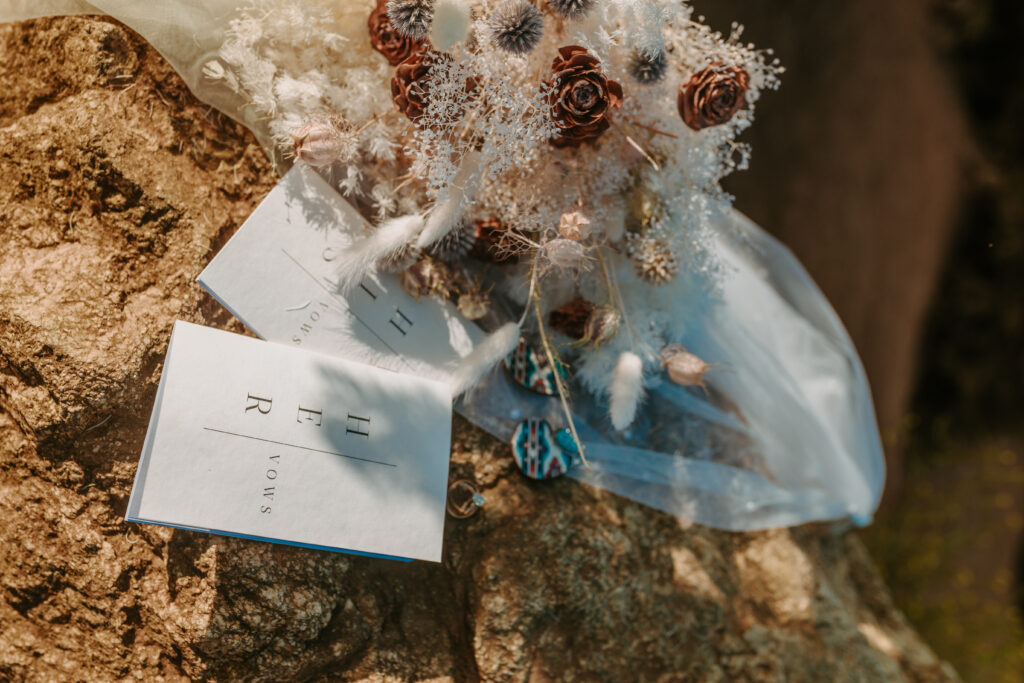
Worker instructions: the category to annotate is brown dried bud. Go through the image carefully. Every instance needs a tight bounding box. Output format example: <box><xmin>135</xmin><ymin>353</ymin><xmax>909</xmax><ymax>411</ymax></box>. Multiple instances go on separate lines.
<box><xmin>400</xmin><ymin>257</ymin><xmax>455</xmax><ymax>299</ymax></box>
<box><xmin>678</xmin><ymin>63</ymin><xmax>749</xmax><ymax>131</ymax></box>
<box><xmin>579</xmin><ymin>304</ymin><xmax>620</xmax><ymax>349</ymax></box>
<box><xmin>290</xmin><ymin>115</ymin><xmax>358</xmax><ymax>168</ymax></box>
<box><xmin>369</xmin><ymin>0</ymin><xmax>427</xmax><ymax>66</ymax></box>
<box><xmin>546</xmin><ymin>45</ymin><xmax>623</xmax><ymax>148</ymax></box>
<box><xmin>661</xmin><ymin>345</ymin><xmax>711</xmax><ymax>388</ymax></box>
<box><xmin>548</xmin><ymin>297</ymin><xmax>594</xmax><ymax>339</ymax></box>
<box><xmin>457</xmin><ymin>287</ymin><xmax>490</xmax><ymax>320</ymax></box>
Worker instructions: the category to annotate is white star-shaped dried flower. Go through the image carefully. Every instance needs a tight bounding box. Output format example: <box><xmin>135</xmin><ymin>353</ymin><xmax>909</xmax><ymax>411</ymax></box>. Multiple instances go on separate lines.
<box><xmin>558</xmin><ymin>211</ymin><xmax>591</xmax><ymax>240</ymax></box>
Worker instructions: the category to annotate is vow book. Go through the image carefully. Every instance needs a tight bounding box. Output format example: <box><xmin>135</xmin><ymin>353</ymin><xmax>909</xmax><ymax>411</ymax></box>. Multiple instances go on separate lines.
<box><xmin>196</xmin><ymin>163</ymin><xmax>484</xmax><ymax>382</ymax></box>
<box><xmin>126</xmin><ymin>321</ymin><xmax>453</xmax><ymax>562</ymax></box>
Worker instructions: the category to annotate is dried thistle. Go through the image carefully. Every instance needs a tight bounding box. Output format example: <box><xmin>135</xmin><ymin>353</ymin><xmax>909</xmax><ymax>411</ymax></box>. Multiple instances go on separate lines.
<box><xmin>387</xmin><ymin>0</ymin><xmax>434</xmax><ymax>39</ymax></box>
<box><xmin>429</xmin><ymin>220</ymin><xmax>476</xmax><ymax>261</ymax></box>
<box><xmin>629</xmin><ymin>49</ymin><xmax>668</xmax><ymax>85</ymax></box>
<box><xmin>489</xmin><ymin>1</ymin><xmax>544</xmax><ymax>55</ymax></box>
<box><xmin>547</xmin><ymin>0</ymin><xmax>597</xmax><ymax>20</ymax></box>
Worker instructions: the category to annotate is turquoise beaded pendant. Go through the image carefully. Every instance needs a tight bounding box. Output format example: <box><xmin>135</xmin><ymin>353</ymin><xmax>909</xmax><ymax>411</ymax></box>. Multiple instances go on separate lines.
<box><xmin>510</xmin><ymin>418</ymin><xmax>574</xmax><ymax>480</ymax></box>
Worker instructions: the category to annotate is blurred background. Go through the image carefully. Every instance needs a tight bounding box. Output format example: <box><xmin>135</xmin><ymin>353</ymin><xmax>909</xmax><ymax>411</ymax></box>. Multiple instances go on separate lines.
<box><xmin>695</xmin><ymin>0</ymin><xmax>1024</xmax><ymax>679</ymax></box>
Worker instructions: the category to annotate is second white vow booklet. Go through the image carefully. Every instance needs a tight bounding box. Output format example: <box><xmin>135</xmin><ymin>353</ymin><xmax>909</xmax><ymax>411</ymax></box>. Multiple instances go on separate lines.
<box><xmin>127</xmin><ymin>321</ymin><xmax>453</xmax><ymax>562</ymax></box>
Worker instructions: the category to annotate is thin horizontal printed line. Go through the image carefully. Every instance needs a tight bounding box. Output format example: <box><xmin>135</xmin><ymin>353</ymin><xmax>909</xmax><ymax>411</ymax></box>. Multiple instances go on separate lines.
<box><xmin>202</xmin><ymin>427</ymin><xmax>395</xmax><ymax>468</ymax></box>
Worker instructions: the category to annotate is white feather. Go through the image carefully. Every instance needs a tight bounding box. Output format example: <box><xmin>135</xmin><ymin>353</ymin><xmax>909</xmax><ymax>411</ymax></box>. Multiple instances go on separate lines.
<box><xmin>430</xmin><ymin>0</ymin><xmax>471</xmax><ymax>52</ymax></box>
<box><xmin>609</xmin><ymin>351</ymin><xmax>644</xmax><ymax>431</ymax></box>
<box><xmin>416</xmin><ymin>150</ymin><xmax>483</xmax><ymax>249</ymax></box>
<box><xmin>449</xmin><ymin>322</ymin><xmax>520</xmax><ymax>397</ymax></box>
<box><xmin>332</xmin><ymin>213</ymin><xmax>424</xmax><ymax>293</ymax></box>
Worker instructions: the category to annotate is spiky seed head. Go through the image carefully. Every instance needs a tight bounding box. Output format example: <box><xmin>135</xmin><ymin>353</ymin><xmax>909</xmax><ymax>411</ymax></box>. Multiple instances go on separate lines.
<box><xmin>489</xmin><ymin>1</ymin><xmax>544</xmax><ymax>55</ymax></box>
<box><xmin>429</xmin><ymin>222</ymin><xmax>477</xmax><ymax>261</ymax></box>
<box><xmin>629</xmin><ymin>236</ymin><xmax>678</xmax><ymax>284</ymax></box>
<box><xmin>547</xmin><ymin>0</ymin><xmax>597</xmax><ymax>20</ymax></box>
<box><xmin>630</xmin><ymin>49</ymin><xmax>668</xmax><ymax>85</ymax></box>
<box><xmin>386</xmin><ymin>0</ymin><xmax>434</xmax><ymax>40</ymax></box>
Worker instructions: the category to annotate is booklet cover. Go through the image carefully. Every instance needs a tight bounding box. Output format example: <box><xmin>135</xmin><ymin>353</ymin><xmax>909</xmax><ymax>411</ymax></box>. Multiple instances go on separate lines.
<box><xmin>126</xmin><ymin>321</ymin><xmax>453</xmax><ymax>563</ymax></box>
<box><xmin>196</xmin><ymin>164</ymin><xmax>484</xmax><ymax>384</ymax></box>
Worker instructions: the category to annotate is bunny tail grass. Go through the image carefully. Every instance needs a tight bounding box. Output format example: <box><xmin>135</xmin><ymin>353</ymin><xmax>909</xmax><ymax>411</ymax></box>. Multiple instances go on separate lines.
<box><xmin>333</xmin><ymin>213</ymin><xmax>425</xmax><ymax>293</ymax></box>
<box><xmin>449</xmin><ymin>322</ymin><xmax>520</xmax><ymax>397</ymax></box>
<box><xmin>416</xmin><ymin>150</ymin><xmax>483</xmax><ymax>249</ymax></box>
<box><xmin>609</xmin><ymin>351</ymin><xmax>644</xmax><ymax>431</ymax></box>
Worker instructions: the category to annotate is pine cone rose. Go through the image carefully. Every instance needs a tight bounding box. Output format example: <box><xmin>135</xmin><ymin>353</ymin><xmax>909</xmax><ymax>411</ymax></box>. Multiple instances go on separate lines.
<box><xmin>369</xmin><ymin>0</ymin><xmax>426</xmax><ymax>66</ymax></box>
<box><xmin>678</xmin><ymin>63</ymin><xmax>749</xmax><ymax>131</ymax></box>
<box><xmin>546</xmin><ymin>45</ymin><xmax>623</xmax><ymax>148</ymax></box>
<box><xmin>391</xmin><ymin>51</ymin><xmax>437</xmax><ymax>120</ymax></box>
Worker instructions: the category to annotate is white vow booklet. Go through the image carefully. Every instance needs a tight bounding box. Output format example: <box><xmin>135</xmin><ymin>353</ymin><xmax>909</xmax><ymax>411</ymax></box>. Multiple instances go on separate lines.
<box><xmin>197</xmin><ymin>164</ymin><xmax>484</xmax><ymax>382</ymax></box>
<box><xmin>126</xmin><ymin>321</ymin><xmax>453</xmax><ymax>563</ymax></box>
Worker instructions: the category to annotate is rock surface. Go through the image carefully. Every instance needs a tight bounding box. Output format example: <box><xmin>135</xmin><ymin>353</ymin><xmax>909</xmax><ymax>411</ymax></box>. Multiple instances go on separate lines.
<box><xmin>0</xmin><ymin>16</ymin><xmax>957</xmax><ymax>682</ymax></box>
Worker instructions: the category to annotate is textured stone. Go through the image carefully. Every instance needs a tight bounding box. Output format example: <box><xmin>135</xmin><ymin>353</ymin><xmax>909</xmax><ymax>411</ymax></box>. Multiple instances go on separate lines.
<box><xmin>0</xmin><ymin>15</ymin><xmax>958</xmax><ymax>682</ymax></box>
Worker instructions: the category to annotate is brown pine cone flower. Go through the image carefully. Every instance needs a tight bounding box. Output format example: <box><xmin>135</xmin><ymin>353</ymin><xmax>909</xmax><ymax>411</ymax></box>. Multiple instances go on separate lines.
<box><xmin>391</xmin><ymin>50</ymin><xmax>439</xmax><ymax>121</ymax></box>
<box><xmin>369</xmin><ymin>0</ymin><xmax>426</xmax><ymax>66</ymax></box>
<box><xmin>546</xmin><ymin>45</ymin><xmax>624</xmax><ymax>148</ymax></box>
<box><xmin>548</xmin><ymin>297</ymin><xmax>594</xmax><ymax>339</ymax></box>
<box><xmin>678</xmin><ymin>63</ymin><xmax>749</xmax><ymax>131</ymax></box>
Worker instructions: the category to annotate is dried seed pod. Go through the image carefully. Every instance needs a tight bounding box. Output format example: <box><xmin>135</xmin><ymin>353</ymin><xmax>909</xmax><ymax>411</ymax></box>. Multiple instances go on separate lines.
<box><xmin>660</xmin><ymin>344</ymin><xmax>711</xmax><ymax>388</ymax></box>
<box><xmin>548</xmin><ymin>297</ymin><xmax>594</xmax><ymax>339</ymax></box>
<box><xmin>457</xmin><ymin>287</ymin><xmax>491</xmax><ymax>320</ymax></box>
<box><xmin>579</xmin><ymin>304</ymin><xmax>620</xmax><ymax>348</ymax></box>
<box><xmin>542</xmin><ymin>238</ymin><xmax>586</xmax><ymax>270</ymax></box>
<box><xmin>386</xmin><ymin>0</ymin><xmax>434</xmax><ymax>39</ymax></box>
<box><xmin>290</xmin><ymin>115</ymin><xmax>358</xmax><ymax>168</ymax></box>
<box><xmin>558</xmin><ymin>211</ymin><xmax>591</xmax><ymax>240</ymax></box>
<box><xmin>489</xmin><ymin>0</ymin><xmax>544</xmax><ymax>55</ymax></box>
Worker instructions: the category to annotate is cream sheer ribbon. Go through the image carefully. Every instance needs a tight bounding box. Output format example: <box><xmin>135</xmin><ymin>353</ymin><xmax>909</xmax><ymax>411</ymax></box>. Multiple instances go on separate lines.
<box><xmin>0</xmin><ymin>0</ymin><xmax>886</xmax><ymax>530</ymax></box>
